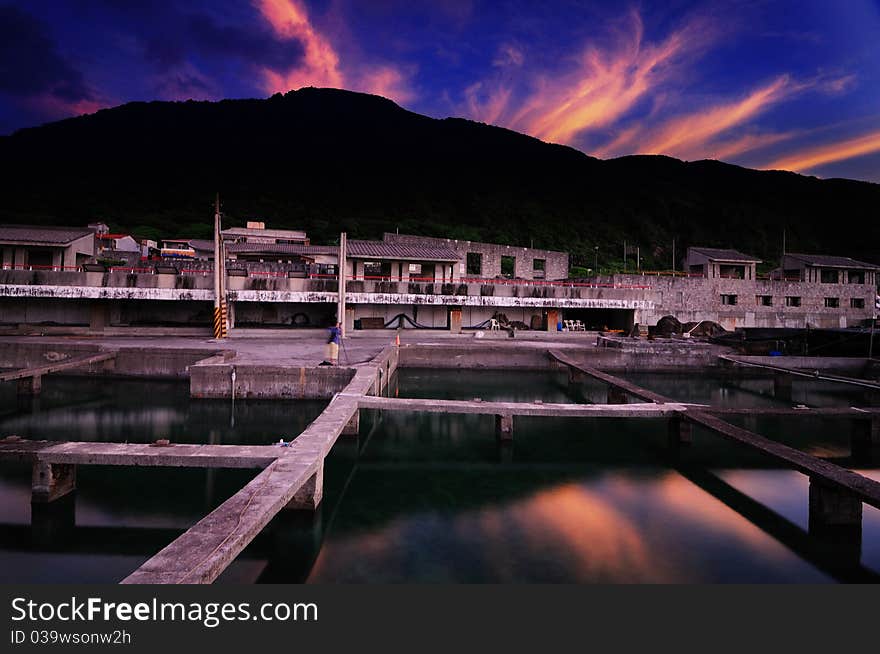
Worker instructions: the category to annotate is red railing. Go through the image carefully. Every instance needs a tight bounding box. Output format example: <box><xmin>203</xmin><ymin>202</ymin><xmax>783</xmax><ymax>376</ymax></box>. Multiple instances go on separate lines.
<box><xmin>1</xmin><ymin>263</ymin><xmax>83</xmax><ymax>271</ymax></box>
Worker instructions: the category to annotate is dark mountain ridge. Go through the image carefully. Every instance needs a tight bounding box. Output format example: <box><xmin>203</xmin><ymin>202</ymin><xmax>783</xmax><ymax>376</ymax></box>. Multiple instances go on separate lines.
<box><xmin>1</xmin><ymin>87</ymin><xmax>877</xmax><ymax>271</ymax></box>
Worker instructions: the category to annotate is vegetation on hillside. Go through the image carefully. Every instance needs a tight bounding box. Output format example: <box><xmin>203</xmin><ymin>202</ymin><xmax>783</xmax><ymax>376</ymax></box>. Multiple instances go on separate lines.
<box><xmin>1</xmin><ymin>87</ymin><xmax>877</xmax><ymax>273</ymax></box>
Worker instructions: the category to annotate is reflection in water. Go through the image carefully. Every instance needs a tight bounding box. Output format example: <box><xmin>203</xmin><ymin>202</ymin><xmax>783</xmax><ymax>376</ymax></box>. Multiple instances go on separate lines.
<box><xmin>0</xmin><ymin>377</ymin><xmax>326</xmax><ymax>583</ymax></box>
<box><xmin>308</xmin><ymin>473</ymin><xmax>829</xmax><ymax>583</ymax></box>
<box><xmin>0</xmin><ymin>370</ymin><xmax>877</xmax><ymax>583</ymax></box>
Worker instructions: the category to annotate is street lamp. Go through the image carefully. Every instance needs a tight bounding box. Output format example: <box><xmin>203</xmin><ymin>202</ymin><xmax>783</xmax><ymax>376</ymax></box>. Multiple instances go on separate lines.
<box><xmin>594</xmin><ymin>246</ymin><xmax>598</xmax><ymax>275</ymax></box>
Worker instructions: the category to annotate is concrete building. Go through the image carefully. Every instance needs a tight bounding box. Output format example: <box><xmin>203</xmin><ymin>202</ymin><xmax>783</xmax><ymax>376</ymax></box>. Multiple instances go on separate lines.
<box><xmin>686</xmin><ymin>247</ymin><xmax>760</xmax><ymax>280</ymax></box>
<box><xmin>222</xmin><ymin>222</ymin><xmax>309</xmax><ymax>246</ymax></box>
<box><xmin>0</xmin><ymin>225</ymin><xmax>96</xmax><ymax>271</ymax></box>
<box><xmin>781</xmin><ymin>253</ymin><xmax>878</xmax><ymax>286</ymax></box>
<box><xmin>96</xmin><ymin>233</ymin><xmax>140</xmax><ymax>254</ymax></box>
<box><xmin>0</xmin><ymin>227</ymin><xmax>875</xmax><ymax>333</ymax></box>
<box><xmin>382</xmin><ymin>233</ymin><xmax>569</xmax><ymax>281</ymax></box>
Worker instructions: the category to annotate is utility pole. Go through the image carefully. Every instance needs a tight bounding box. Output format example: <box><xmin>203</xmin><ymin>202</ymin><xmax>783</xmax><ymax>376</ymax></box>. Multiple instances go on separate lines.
<box><xmin>623</xmin><ymin>240</ymin><xmax>627</xmax><ymax>273</ymax></box>
<box><xmin>637</xmin><ymin>246</ymin><xmax>641</xmax><ymax>272</ymax></box>
<box><xmin>337</xmin><ymin>232</ymin><xmax>347</xmax><ymax>338</ymax></box>
<box><xmin>594</xmin><ymin>246</ymin><xmax>598</xmax><ymax>275</ymax></box>
<box><xmin>672</xmin><ymin>238</ymin><xmax>676</xmax><ymax>273</ymax></box>
<box><xmin>212</xmin><ymin>193</ymin><xmax>227</xmax><ymax>339</ymax></box>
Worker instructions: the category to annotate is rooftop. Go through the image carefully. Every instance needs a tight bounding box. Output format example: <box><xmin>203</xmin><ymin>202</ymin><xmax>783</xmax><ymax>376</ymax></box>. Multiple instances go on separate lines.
<box><xmin>0</xmin><ymin>224</ymin><xmax>95</xmax><ymax>245</ymax></box>
<box><xmin>226</xmin><ymin>243</ymin><xmax>337</xmax><ymax>256</ymax></box>
<box><xmin>347</xmin><ymin>240</ymin><xmax>462</xmax><ymax>262</ymax></box>
<box><xmin>688</xmin><ymin>247</ymin><xmax>762</xmax><ymax>263</ymax></box>
<box><xmin>222</xmin><ymin>226</ymin><xmax>308</xmax><ymax>240</ymax></box>
<box><xmin>785</xmin><ymin>253</ymin><xmax>880</xmax><ymax>270</ymax></box>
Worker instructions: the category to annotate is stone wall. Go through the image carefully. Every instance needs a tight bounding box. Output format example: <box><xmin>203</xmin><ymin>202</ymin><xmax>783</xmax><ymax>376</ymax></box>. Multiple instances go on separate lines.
<box><xmin>615</xmin><ymin>273</ymin><xmax>876</xmax><ymax>329</ymax></box>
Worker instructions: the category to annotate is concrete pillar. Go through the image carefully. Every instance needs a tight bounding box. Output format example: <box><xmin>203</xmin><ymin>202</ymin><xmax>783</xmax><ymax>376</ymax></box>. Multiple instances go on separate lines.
<box><xmin>449</xmin><ymin>307</ymin><xmax>462</xmax><ymax>334</ymax></box>
<box><xmin>286</xmin><ymin>466</ymin><xmax>323</xmax><ymax>511</ymax></box>
<box><xmin>344</xmin><ymin>306</ymin><xmax>355</xmax><ymax>333</ymax></box>
<box><xmin>355</xmin><ymin>261</ymin><xmax>365</xmax><ymax>280</ymax></box>
<box><xmin>157</xmin><ymin>271</ymin><xmax>177</xmax><ymax>288</ymax></box>
<box><xmin>667</xmin><ymin>416</ymin><xmax>693</xmax><ymax>447</ymax></box>
<box><xmin>342</xmin><ymin>409</ymin><xmax>360</xmax><ymax>437</ymax></box>
<box><xmin>808</xmin><ymin>477</ymin><xmax>862</xmax><ymax>532</ymax></box>
<box><xmin>773</xmin><ymin>373</ymin><xmax>792</xmax><ymax>401</ymax></box>
<box><xmin>850</xmin><ymin>417</ymin><xmax>880</xmax><ymax>462</ymax></box>
<box><xmin>607</xmin><ymin>386</ymin><xmax>628</xmax><ymax>404</ymax></box>
<box><xmin>18</xmin><ymin>375</ymin><xmax>41</xmax><ymax>395</ymax></box>
<box><xmin>31</xmin><ymin>492</ymin><xmax>75</xmax><ymax>548</ymax></box>
<box><xmin>32</xmin><ymin>462</ymin><xmax>76</xmax><ymax>503</ymax></box>
<box><xmin>498</xmin><ymin>441</ymin><xmax>513</xmax><ymax>463</ymax></box>
<box><xmin>89</xmin><ymin>301</ymin><xmax>108</xmax><ymax>332</ymax></box>
<box><xmin>546</xmin><ymin>309</ymin><xmax>558</xmax><ymax>332</ymax></box>
<box><xmin>227</xmin><ymin>301</ymin><xmax>236</xmax><ymax>329</ymax></box>
<box><xmin>495</xmin><ymin>414</ymin><xmax>514</xmax><ymax>440</ymax></box>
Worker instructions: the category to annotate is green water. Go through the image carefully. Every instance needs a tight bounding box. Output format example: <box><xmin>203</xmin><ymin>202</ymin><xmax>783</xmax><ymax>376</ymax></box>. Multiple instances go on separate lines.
<box><xmin>1</xmin><ymin>370</ymin><xmax>878</xmax><ymax>583</ymax></box>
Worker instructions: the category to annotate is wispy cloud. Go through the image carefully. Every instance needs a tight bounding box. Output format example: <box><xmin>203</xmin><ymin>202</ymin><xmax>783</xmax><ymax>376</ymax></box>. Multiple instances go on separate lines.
<box><xmin>255</xmin><ymin>0</ymin><xmax>343</xmax><ymax>90</ymax></box>
<box><xmin>254</xmin><ymin>0</ymin><xmax>416</xmax><ymax>103</ymax></box>
<box><xmin>596</xmin><ymin>75</ymin><xmax>803</xmax><ymax>159</ymax></box>
<box><xmin>461</xmin><ymin>9</ymin><xmax>720</xmax><ymax>145</ymax></box>
<box><xmin>765</xmin><ymin>128</ymin><xmax>880</xmax><ymax>173</ymax></box>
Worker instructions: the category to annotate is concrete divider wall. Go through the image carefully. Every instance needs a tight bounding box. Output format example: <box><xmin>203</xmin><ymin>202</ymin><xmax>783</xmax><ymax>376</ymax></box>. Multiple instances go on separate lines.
<box><xmin>398</xmin><ymin>343</ymin><xmax>728</xmax><ymax>372</ymax></box>
<box><xmin>0</xmin><ymin>341</ymin><xmax>102</xmax><ymax>369</ymax></box>
<box><xmin>189</xmin><ymin>363</ymin><xmax>355</xmax><ymax>399</ymax></box>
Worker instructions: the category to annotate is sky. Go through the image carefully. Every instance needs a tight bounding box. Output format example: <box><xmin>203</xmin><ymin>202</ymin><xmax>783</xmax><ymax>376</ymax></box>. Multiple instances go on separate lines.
<box><xmin>1</xmin><ymin>0</ymin><xmax>879</xmax><ymax>182</ymax></box>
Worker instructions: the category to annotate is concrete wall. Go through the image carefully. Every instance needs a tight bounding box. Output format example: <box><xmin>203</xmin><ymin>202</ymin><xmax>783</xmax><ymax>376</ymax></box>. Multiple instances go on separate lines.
<box><xmin>0</xmin><ymin>342</ymin><xmax>217</xmax><ymax>378</ymax></box>
<box><xmin>397</xmin><ymin>343</ymin><xmax>728</xmax><ymax>371</ymax></box>
<box><xmin>382</xmin><ymin>233</ymin><xmax>569</xmax><ymax>281</ymax></box>
<box><xmin>189</xmin><ymin>363</ymin><xmax>354</xmax><ymax>399</ymax></box>
<box><xmin>617</xmin><ymin>273</ymin><xmax>876</xmax><ymax>329</ymax></box>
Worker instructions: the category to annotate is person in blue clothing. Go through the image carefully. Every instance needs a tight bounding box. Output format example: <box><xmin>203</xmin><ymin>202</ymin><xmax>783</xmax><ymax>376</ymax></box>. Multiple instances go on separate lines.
<box><xmin>325</xmin><ymin>322</ymin><xmax>342</xmax><ymax>365</ymax></box>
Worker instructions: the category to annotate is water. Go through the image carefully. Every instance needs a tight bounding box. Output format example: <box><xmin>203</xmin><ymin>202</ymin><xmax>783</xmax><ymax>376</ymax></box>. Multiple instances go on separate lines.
<box><xmin>1</xmin><ymin>370</ymin><xmax>877</xmax><ymax>583</ymax></box>
<box><xmin>0</xmin><ymin>377</ymin><xmax>325</xmax><ymax>583</ymax></box>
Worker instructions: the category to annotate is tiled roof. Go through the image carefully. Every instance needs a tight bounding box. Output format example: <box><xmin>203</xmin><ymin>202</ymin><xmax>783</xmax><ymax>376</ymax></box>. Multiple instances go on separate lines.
<box><xmin>689</xmin><ymin>247</ymin><xmax>761</xmax><ymax>262</ymax></box>
<box><xmin>0</xmin><ymin>224</ymin><xmax>94</xmax><ymax>245</ymax></box>
<box><xmin>226</xmin><ymin>243</ymin><xmax>337</xmax><ymax>256</ymax></box>
<box><xmin>785</xmin><ymin>253</ymin><xmax>879</xmax><ymax>270</ymax></box>
<box><xmin>347</xmin><ymin>240</ymin><xmax>462</xmax><ymax>261</ymax></box>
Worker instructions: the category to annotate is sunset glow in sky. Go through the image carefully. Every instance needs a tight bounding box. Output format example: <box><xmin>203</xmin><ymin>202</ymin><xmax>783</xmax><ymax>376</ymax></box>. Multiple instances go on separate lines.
<box><xmin>2</xmin><ymin>0</ymin><xmax>879</xmax><ymax>181</ymax></box>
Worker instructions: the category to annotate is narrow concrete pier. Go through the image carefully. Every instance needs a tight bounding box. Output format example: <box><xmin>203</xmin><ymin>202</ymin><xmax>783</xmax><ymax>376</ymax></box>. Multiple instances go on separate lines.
<box><xmin>122</xmin><ymin>345</ymin><xmax>399</xmax><ymax>584</ymax></box>
<box><xmin>0</xmin><ymin>351</ymin><xmax>117</xmax><ymax>395</ymax></box>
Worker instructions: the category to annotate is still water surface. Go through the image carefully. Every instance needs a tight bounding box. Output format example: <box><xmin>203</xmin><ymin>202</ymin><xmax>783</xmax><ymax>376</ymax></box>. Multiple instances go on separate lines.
<box><xmin>1</xmin><ymin>370</ymin><xmax>877</xmax><ymax>583</ymax></box>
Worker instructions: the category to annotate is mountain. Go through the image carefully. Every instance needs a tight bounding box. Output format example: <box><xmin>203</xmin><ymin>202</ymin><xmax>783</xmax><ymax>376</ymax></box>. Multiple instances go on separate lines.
<box><xmin>1</xmin><ymin>87</ymin><xmax>878</xmax><ymax>271</ymax></box>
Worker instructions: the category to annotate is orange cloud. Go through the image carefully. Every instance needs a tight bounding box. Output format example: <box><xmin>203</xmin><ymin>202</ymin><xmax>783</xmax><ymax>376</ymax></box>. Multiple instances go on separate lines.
<box><xmin>463</xmin><ymin>9</ymin><xmax>718</xmax><ymax>146</ymax></box>
<box><xmin>597</xmin><ymin>75</ymin><xmax>801</xmax><ymax>159</ymax></box>
<box><xmin>764</xmin><ymin>128</ymin><xmax>880</xmax><ymax>173</ymax></box>
<box><xmin>358</xmin><ymin>65</ymin><xmax>417</xmax><ymax>105</ymax></box>
<box><xmin>253</xmin><ymin>0</ymin><xmax>415</xmax><ymax>104</ymax></box>
<box><xmin>256</xmin><ymin>0</ymin><xmax>342</xmax><ymax>90</ymax></box>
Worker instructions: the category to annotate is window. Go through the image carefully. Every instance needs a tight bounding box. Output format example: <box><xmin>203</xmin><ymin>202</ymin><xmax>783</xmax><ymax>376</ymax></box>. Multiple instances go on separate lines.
<box><xmin>851</xmin><ymin>298</ymin><xmax>865</xmax><ymax>309</ymax></box>
<box><xmin>848</xmin><ymin>270</ymin><xmax>865</xmax><ymax>284</ymax></box>
<box><xmin>756</xmin><ymin>295</ymin><xmax>772</xmax><ymax>306</ymax></box>
<box><xmin>533</xmin><ymin>258</ymin><xmax>546</xmax><ymax>279</ymax></box>
<box><xmin>721</xmin><ymin>294</ymin><xmax>738</xmax><ymax>306</ymax></box>
<box><xmin>719</xmin><ymin>265</ymin><xmax>745</xmax><ymax>279</ymax></box>
<box><xmin>820</xmin><ymin>269</ymin><xmax>838</xmax><ymax>283</ymax></box>
<box><xmin>466</xmin><ymin>252</ymin><xmax>482</xmax><ymax>276</ymax></box>
<box><xmin>501</xmin><ymin>255</ymin><xmax>515</xmax><ymax>278</ymax></box>
<box><xmin>408</xmin><ymin>263</ymin><xmax>422</xmax><ymax>275</ymax></box>
<box><xmin>785</xmin><ymin>296</ymin><xmax>801</xmax><ymax>307</ymax></box>
<box><xmin>824</xmin><ymin>297</ymin><xmax>839</xmax><ymax>308</ymax></box>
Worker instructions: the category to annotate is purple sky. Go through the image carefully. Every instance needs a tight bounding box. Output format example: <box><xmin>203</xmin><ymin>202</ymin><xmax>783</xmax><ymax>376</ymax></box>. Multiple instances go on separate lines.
<box><xmin>2</xmin><ymin>0</ymin><xmax>879</xmax><ymax>181</ymax></box>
